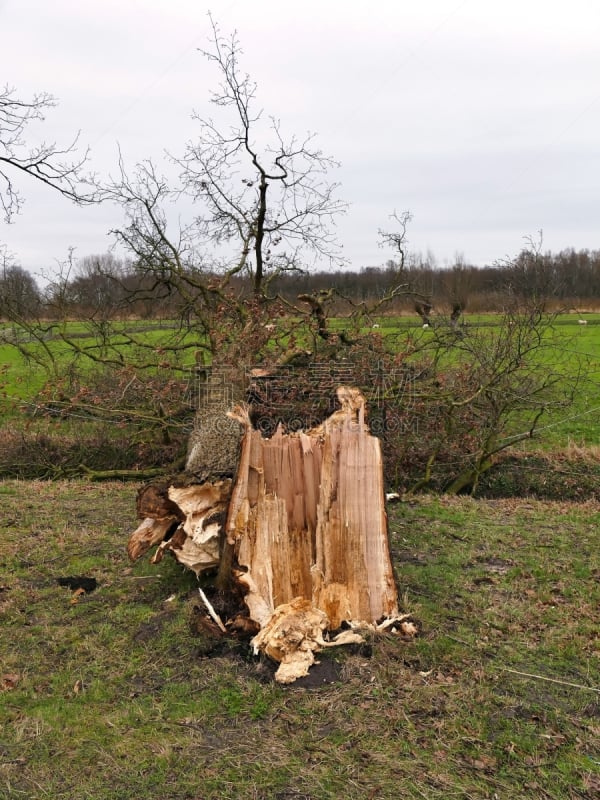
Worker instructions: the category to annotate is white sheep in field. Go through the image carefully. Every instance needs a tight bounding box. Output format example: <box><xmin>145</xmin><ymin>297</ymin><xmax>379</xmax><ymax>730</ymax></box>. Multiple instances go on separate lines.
<box><xmin>578</xmin><ymin>319</ymin><xmax>588</xmax><ymax>325</ymax></box>
<box><xmin>372</xmin><ymin>323</ymin><xmax>380</xmax><ymax>329</ymax></box>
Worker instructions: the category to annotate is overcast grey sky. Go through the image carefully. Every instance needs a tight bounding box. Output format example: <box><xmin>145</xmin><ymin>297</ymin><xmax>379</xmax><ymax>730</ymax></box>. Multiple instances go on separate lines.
<box><xmin>1</xmin><ymin>0</ymin><xmax>600</xmax><ymax>278</ymax></box>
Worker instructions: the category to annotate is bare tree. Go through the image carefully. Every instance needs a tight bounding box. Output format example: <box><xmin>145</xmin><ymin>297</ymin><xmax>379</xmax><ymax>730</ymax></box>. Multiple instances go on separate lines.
<box><xmin>57</xmin><ymin>253</ymin><xmax>131</xmax><ymax>318</ymax></box>
<box><xmin>0</xmin><ymin>84</ymin><xmax>95</xmax><ymax>222</ymax></box>
<box><xmin>103</xmin><ymin>16</ymin><xmax>346</xmax><ymax>308</ymax></box>
<box><xmin>378</xmin><ymin>210</ymin><xmax>412</xmax><ymax>272</ymax></box>
<box><xmin>176</xmin><ymin>16</ymin><xmax>347</xmax><ymax>294</ymax></box>
<box><xmin>68</xmin><ymin>17</ymin><xmax>353</xmax><ymax>461</ymax></box>
<box><xmin>0</xmin><ymin>246</ymin><xmax>40</xmax><ymax>318</ymax></box>
<box><xmin>499</xmin><ymin>231</ymin><xmax>561</xmax><ymax>319</ymax></box>
<box><xmin>440</xmin><ymin>256</ymin><xmax>472</xmax><ymax>316</ymax></box>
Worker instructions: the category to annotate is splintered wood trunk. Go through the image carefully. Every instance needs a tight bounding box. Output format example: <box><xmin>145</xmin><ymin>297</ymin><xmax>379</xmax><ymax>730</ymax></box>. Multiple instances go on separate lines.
<box><xmin>226</xmin><ymin>389</ymin><xmax>398</xmax><ymax>629</ymax></box>
<box><xmin>128</xmin><ymin>387</ymin><xmax>407</xmax><ymax>683</ymax></box>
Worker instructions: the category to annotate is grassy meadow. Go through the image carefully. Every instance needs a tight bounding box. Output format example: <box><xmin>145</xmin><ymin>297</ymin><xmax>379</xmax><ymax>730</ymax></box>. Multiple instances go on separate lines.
<box><xmin>0</xmin><ymin>481</ymin><xmax>598</xmax><ymax>799</ymax></box>
<box><xmin>4</xmin><ymin>311</ymin><xmax>600</xmax><ymax>452</ymax></box>
<box><xmin>0</xmin><ymin>318</ymin><xmax>189</xmax><ymax>400</ymax></box>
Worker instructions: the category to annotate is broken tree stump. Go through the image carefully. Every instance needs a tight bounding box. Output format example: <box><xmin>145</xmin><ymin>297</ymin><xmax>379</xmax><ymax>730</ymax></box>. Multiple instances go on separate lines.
<box><xmin>226</xmin><ymin>387</ymin><xmax>399</xmax><ymax>629</ymax></box>
<box><xmin>128</xmin><ymin>386</ymin><xmax>410</xmax><ymax>683</ymax></box>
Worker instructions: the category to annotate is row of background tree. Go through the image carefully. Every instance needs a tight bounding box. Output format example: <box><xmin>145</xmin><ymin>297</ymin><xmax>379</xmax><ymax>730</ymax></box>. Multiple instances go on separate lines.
<box><xmin>2</xmin><ymin>245</ymin><xmax>600</xmax><ymax>321</ymax></box>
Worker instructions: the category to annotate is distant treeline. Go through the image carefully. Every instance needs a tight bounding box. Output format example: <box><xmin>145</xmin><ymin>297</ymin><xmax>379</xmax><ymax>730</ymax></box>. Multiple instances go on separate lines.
<box><xmin>271</xmin><ymin>246</ymin><xmax>600</xmax><ymax>313</ymax></box>
<box><xmin>2</xmin><ymin>246</ymin><xmax>600</xmax><ymax>319</ymax></box>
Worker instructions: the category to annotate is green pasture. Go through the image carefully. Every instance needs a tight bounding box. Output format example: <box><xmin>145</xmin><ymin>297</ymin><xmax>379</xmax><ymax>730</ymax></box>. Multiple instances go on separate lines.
<box><xmin>0</xmin><ymin>320</ymin><xmax>201</xmax><ymax>400</ymax></box>
<box><xmin>3</xmin><ymin>314</ymin><xmax>600</xmax><ymax>448</ymax></box>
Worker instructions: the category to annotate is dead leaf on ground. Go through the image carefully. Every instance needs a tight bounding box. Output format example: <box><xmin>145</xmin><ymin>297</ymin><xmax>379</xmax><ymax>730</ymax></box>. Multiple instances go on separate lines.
<box><xmin>1</xmin><ymin>673</ymin><xmax>20</xmax><ymax>691</ymax></box>
<box><xmin>583</xmin><ymin>774</ymin><xmax>600</xmax><ymax>795</ymax></box>
<box><xmin>70</xmin><ymin>587</ymin><xmax>86</xmax><ymax>604</ymax></box>
<box><xmin>466</xmin><ymin>754</ymin><xmax>498</xmax><ymax>771</ymax></box>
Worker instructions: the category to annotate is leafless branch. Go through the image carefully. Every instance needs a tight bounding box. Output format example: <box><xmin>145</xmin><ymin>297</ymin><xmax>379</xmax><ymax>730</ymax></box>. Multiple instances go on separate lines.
<box><xmin>0</xmin><ymin>84</ymin><xmax>98</xmax><ymax>221</ymax></box>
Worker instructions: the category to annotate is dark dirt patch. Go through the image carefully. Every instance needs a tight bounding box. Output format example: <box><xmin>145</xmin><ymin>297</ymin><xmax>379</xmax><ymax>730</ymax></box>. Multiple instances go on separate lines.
<box><xmin>288</xmin><ymin>655</ymin><xmax>342</xmax><ymax>689</ymax></box>
<box><xmin>581</xmin><ymin>701</ymin><xmax>600</xmax><ymax>718</ymax></box>
<box><xmin>57</xmin><ymin>576</ymin><xmax>98</xmax><ymax>593</ymax></box>
<box><xmin>134</xmin><ymin>609</ymin><xmax>177</xmax><ymax>642</ymax></box>
<box><xmin>393</xmin><ymin>549</ymin><xmax>429</xmax><ymax>565</ymax></box>
<box><xmin>467</xmin><ymin>557</ymin><xmax>515</xmax><ymax>573</ymax></box>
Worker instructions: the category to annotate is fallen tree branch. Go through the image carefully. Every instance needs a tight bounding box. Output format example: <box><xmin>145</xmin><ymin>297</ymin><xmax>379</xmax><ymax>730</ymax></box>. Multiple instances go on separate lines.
<box><xmin>498</xmin><ymin>666</ymin><xmax>599</xmax><ymax>693</ymax></box>
<box><xmin>80</xmin><ymin>464</ymin><xmax>168</xmax><ymax>481</ymax></box>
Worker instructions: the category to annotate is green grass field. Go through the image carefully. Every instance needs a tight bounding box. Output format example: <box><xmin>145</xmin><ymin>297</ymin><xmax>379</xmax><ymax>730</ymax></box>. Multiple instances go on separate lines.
<box><xmin>4</xmin><ymin>313</ymin><xmax>600</xmax><ymax>448</ymax></box>
<box><xmin>0</xmin><ymin>481</ymin><xmax>598</xmax><ymax>799</ymax></box>
<box><xmin>0</xmin><ymin>319</ymin><xmax>201</xmax><ymax>399</ymax></box>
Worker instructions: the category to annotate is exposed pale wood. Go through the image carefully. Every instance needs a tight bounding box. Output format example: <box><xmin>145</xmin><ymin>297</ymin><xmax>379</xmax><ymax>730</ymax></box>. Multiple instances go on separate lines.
<box><xmin>250</xmin><ymin>597</ymin><xmax>330</xmax><ymax>684</ymax></box>
<box><xmin>128</xmin><ymin>479</ymin><xmax>233</xmax><ymax>574</ymax></box>
<box><xmin>198</xmin><ymin>588</ymin><xmax>227</xmax><ymax>633</ymax></box>
<box><xmin>312</xmin><ymin>414</ymin><xmax>399</xmax><ymax>627</ymax></box>
<box><xmin>226</xmin><ymin>387</ymin><xmax>399</xmax><ymax>630</ymax></box>
<box><xmin>250</xmin><ymin>597</ymin><xmax>370</xmax><ymax>683</ymax></box>
<box><xmin>127</xmin><ymin>479</ymin><xmax>184</xmax><ymax>561</ymax></box>
<box><xmin>154</xmin><ymin>481</ymin><xmax>232</xmax><ymax>575</ymax></box>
